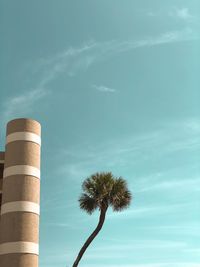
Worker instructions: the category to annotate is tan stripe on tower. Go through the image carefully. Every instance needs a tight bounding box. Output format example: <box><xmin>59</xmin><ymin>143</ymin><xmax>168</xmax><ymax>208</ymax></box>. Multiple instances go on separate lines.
<box><xmin>0</xmin><ymin>152</ymin><xmax>5</xmax><ymax>214</ymax></box>
<box><xmin>0</xmin><ymin>118</ymin><xmax>41</xmax><ymax>267</ymax></box>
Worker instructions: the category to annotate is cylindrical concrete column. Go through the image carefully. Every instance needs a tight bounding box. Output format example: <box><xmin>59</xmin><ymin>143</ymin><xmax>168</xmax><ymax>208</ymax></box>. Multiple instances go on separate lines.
<box><xmin>0</xmin><ymin>152</ymin><xmax>5</xmax><ymax>214</ymax></box>
<box><xmin>0</xmin><ymin>118</ymin><xmax>41</xmax><ymax>267</ymax></box>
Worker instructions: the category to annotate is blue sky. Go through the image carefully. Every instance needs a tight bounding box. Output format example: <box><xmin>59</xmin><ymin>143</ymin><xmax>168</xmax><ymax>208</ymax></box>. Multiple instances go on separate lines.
<box><xmin>0</xmin><ymin>1</ymin><xmax>200</xmax><ymax>267</ymax></box>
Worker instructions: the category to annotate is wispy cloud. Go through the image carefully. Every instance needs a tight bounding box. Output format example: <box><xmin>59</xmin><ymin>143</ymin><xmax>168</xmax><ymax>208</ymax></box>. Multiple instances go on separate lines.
<box><xmin>136</xmin><ymin>176</ymin><xmax>200</xmax><ymax>193</ymax></box>
<box><xmin>32</xmin><ymin>27</ymin><xmax>198</xmax><ymax>86</ymax></box>
<box><xmin>43</xmin><ymin>236</ymin><xmax>199</xmax><ymax>267</ymax></box>
<box><xmin>113</xmin><ymin>28</ymin><xmax>198</xmax><ymax>49</ymax></box>
<box><xmin>92</xmin><ymin>84</ymin><xmax>116</xmax><ymax>93</ymax></box>
<box><xmin>148</xmin><ymin>7</ymin><xmax>197</xmax><ymax>23</ymax></box>
<box><xmin>0</xmin><ymin>42</ymin><xmax>95</xmax><ymax>127</ymax></box>
<box><xmin>43</xmin><ymin>222</ymin><xmax>82</xmax><ymax>230</ymax></box>
<box><xmin>77</xmin><ymin>239</ymin><xmax>199</xmax><ymax>266</ymax></box>
<box><xmin>176</xmin><ymin>8</ymin><xmax>193</xmax><ymax>20</ymax></box>
<box><xmin>21</xmin><ymin>27</ymin><xmax>200</xmax><ymax>92</ymax></box>
<box><xmin>105</xmin><ymin>222</ymin><xmax>200</xmax><ymax>237</ymax></box>
<box><xmin>58</xmin><ymin>118</ymin><xmax>200</xmax><ymax>182</ymax></box>
<box><xmin>34</xmin><ymin>41</ymin><xmax>97</xmax><ymax>78</ymax></box>
<box><xmin>1</xmin><ymin>87</ymin><xmax>48</xmax><ymax>125</ymax></box>
<box><xmin>87</xmin><ymin>239</ymin><xmax>187</xmax><ymax>254</ymax></box>
<box><xmin>107</xmin><ymin>202</ymin><xmax>194</xmax><ymax>220</ymax></box>
<box><xmin>1</xmin><ymin>27</ymin><xmax>198</xmax><ymax>129</ymax></box>
<box><xmin>184</xmin><ymin>248</ymin><xmax>200</xmax><ymax>253</ymax></box>
<box><xmin>170</xmin><ymin>7</ymin><xmax>195</xmax><ymax>21</ymax></box>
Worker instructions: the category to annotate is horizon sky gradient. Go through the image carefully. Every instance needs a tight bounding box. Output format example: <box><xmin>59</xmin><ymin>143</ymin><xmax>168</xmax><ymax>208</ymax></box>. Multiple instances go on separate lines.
<box><xmin>0</xmin><ymin>1</ymin><xmax>200</xmax><ymax>267</ymax></box>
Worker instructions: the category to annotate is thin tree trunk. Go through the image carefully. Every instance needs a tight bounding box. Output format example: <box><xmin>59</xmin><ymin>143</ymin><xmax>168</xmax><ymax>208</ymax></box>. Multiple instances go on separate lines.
<box><xmin>72</xmin><ymin>207</ymin><xmax>107</xmax><ymax>267</ymax></box>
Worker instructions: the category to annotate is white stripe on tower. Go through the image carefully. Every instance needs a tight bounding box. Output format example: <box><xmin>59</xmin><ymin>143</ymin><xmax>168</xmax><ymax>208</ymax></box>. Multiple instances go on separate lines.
<box><xmin>0</xmin><ymin>242</ymin><xmax>39</xmax><ymax>255</ymax></box>
<box><xmin>3</xmin><ymin>165</ymin><xmax>40</xmax><ymax>179</ymax></box>
<box><xmin>1</xmin><ymin>201</ymin><xmax>40</xmax><ymax>216</ymax></box>
<box><xmin>6</xmin><ymin>132</ymin><xmax>41</xmax><ymax>146</ymax></box>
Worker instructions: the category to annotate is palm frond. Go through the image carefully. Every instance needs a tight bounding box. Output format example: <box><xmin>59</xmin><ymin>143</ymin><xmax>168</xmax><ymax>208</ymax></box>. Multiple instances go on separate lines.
<box><xmin>111</xmin><ymin>189</ymin><xmax>132</xmax><ymax>211</ymax></box>
<box><xmin>79</xmin><ymin>193</ymin><xmax>98</xmax><ymax>214</ymax></box>
<box><xmin>110</xmin><ymin>178</ymin><xmax>132</xmax><ymax>211</ymax></box>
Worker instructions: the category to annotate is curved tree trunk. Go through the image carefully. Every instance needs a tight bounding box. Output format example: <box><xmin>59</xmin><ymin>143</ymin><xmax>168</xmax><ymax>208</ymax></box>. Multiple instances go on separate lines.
<box><xmin>72</xmin><ymin>207</ymin><xmax>107</xmax><ymax>267</ymax></box>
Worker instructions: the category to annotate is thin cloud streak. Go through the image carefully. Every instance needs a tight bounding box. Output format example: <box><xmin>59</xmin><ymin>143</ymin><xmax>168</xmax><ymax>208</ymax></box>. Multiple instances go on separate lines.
<box><xmin>92</xmin><ymin>84</ymin><xmax>116</xmax><ymax>93</ymax></box>
<box><xmin>82</xmin><ymin>240</ymin><xmax>189</xmax><ymax>260</ymax></box>
<box><xmin>108</xmin><ymin>28</ymin><xmax>198</xmax><ymax>52</ymax></box>
<box><xmin>107</xmin><ymin>202</ymin><xmax>194</xmax><ymax>220</ymax></box>
<box><xmin>176</xmin><ymin>8</ymin><xmax>193</xmax><ymax>20</ymax></box>
<box><xmin>89</xmin><ymin>239</ymin><xmax>187</xmax><ymax>252</ymax></box>
<box><xmin>1</xmin><ymin>87</ymin><xmax>48</xmax><ymax>125</ymax></box>
<box><xmin>0</xmin><ymin>42</ymin><xmax>96</xmax><ymax>127</ymax></box>
<box><xmin>136</xmin><ymin>177</ymin><xmax>200</xmax><ymax>193</ymax></box>
<box><xmin>170</xmin><ymin>7</ymin><xmax>196</xmax><ymax>21</ymax></box>
<box><xmin>148</xmin><ymin>7</ymin><xmax>197</xmax><ymax>23</ymax></box>
<box><xmin>43</xmin><ymin>222</ymin><xmax>82</xmax><ymax>230</ymax></box>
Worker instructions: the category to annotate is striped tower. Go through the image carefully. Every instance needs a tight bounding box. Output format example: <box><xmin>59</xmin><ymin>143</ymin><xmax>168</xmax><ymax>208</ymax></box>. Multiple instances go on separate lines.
<box><xmin>0</xmin><ymin>152</ymin><xmax>5</xmax><ymax>214</ymax></box>
<box><xmin>0</xmin><ymin>118</ymin><xmax>41</xmax><ymax>267</ymax></box>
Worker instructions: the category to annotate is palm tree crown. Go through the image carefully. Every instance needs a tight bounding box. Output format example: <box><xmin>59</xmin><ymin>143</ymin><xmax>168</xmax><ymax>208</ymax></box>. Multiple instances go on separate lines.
<box><xmin>79</xmin><ymin>172</ymin><xmax>132</xmax><ymax>214</ymax></box>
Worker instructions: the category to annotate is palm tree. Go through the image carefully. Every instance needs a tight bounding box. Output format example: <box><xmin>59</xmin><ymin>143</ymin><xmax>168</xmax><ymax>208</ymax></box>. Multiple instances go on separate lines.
<box><xmin>72</xmin><ymin>172</ymin><xmax>132</xmax><ymax>267</ymax></box>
